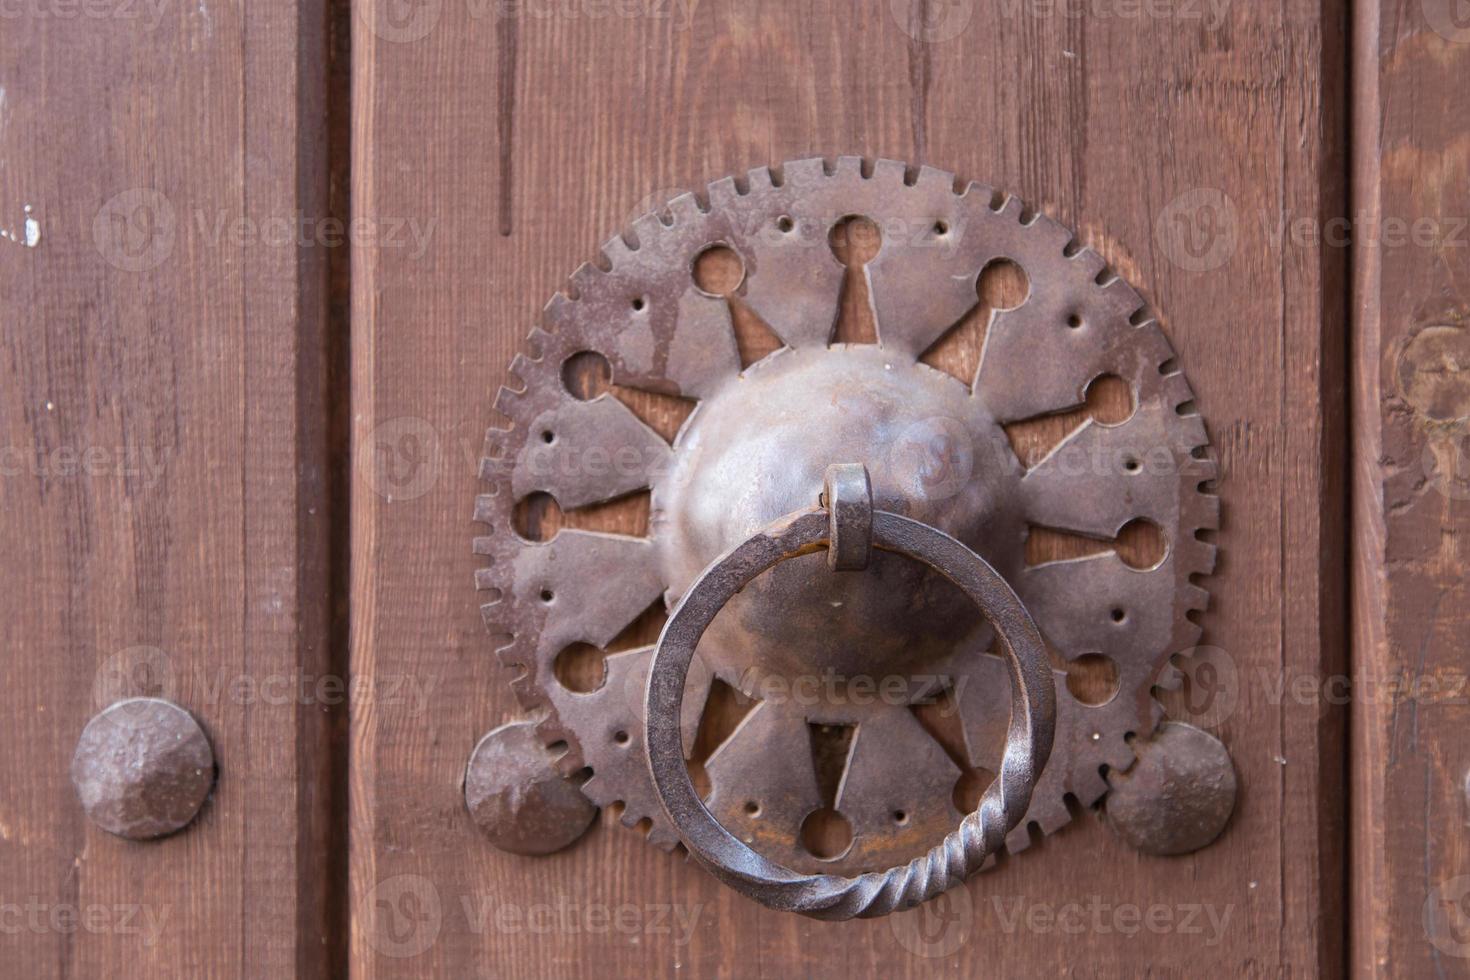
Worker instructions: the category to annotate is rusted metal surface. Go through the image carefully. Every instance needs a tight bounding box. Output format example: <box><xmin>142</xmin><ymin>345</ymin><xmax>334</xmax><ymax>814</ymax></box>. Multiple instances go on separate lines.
<box><xmin>464</xmin><ymin>719</ymin><xmax>598</xmax><ymax>856</ymax></box>
<box><xmin>70</xmin><ymin>698</ymin><xmax>215</xmax><ymax>841</ymax></box>
<box><xmin>474</xmin><ymin>157</ymin><xmax>1219</xmax><ymax>873</ymax></box>
<box><xmin>1103</xmin><ymin>721</ymin><xmax>1236</xmax><ymax>856</ymax></box>
<box><xmin>645</xmin><ymin>497</ymin><xmax>1054</xmax><ymax>918</ymax></box>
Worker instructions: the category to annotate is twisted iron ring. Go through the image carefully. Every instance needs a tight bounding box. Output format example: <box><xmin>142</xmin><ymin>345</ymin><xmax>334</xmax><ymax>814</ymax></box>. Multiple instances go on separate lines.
<box><xmin>644</xmin><ymin>465</ymin><xmax>1056</xmax><ymax>919</ymax></box>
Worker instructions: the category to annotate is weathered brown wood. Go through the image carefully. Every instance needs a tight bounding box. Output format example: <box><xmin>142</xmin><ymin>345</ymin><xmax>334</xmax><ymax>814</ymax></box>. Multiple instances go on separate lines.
<box><xmin>1351</xmin><ymin>3</ymin><xmax>1470</xmax><ymax>975</ymax></box>
<box><xmin>0</xmin><ymin>2</ymin><xmax>343</xmax><ymax>976</ymax></box>
<box><xmin>350</xmin><ymin>0</ymin><xmax>1348</xmax><ymax>975</ymax></box>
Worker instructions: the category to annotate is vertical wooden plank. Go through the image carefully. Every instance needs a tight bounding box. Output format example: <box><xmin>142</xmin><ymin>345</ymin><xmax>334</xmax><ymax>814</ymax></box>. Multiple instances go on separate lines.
<box><xmin>1352</xmin><ymin>1</ymin><xmax>1470</xmax><ymax>975</ymax></box>
<box><xmin>0</xmin><ymin>1</ymin><xmax>341</xmax><ymax>976</ymax></box>
<box><xmin>350</xmin><ymin>0</ymin><xmax>1346</xmax><ymax>975</ymax></box>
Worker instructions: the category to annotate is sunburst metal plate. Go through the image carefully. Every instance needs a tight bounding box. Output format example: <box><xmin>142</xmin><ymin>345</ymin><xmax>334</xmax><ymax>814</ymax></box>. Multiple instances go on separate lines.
<box><xmin>474</xmin><ymin>157</ymin><xmax>1218</xmax><ymax>875</ymax></box>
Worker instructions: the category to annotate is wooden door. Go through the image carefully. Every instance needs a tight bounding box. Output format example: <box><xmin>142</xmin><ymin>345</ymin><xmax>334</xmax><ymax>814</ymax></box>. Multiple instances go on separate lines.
<box><xmin>348</xmin><ymin>0</ymin><xmax>1345</xmax><ymax>975</ymax></box>
<box><xmin>3</xmin><ymin>0</ymin><xmax>1465</xmax><ymax>976</ymax></box>
<box><xmin>0</xmin><ymin>2</ymin><xmax>343</xmax><ymax>976</ymax></box>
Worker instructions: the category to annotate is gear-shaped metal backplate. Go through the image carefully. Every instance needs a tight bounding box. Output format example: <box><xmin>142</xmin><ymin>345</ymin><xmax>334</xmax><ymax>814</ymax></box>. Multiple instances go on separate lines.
<box><xmin>474</xmin><ymin>157</ymin><xmax>1218</xmax><ymax>875</ymax></box>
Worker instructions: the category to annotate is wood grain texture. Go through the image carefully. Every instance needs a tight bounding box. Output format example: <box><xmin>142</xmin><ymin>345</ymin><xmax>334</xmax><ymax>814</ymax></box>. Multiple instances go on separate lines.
<box><xmin>343</xmin><ymin>0</ymin><xmax>1349</xmax><ymax>975</ymax></box>
<box><xmin>0</xmin><ymin>1</ymin><xmax>342</xmax><ymax>976</ymax></box>
<box><xmin>1351</xmin><ymin>2</ymin><xmax>1470</xmax><ymax>975</ymax></box>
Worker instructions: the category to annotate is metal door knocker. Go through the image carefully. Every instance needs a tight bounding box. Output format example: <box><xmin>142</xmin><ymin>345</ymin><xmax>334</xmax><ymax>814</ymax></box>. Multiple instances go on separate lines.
<box><xmin>466</xmin><ymin>157</ymin><xmax>1234</xmax><ymax>919</ymax></box>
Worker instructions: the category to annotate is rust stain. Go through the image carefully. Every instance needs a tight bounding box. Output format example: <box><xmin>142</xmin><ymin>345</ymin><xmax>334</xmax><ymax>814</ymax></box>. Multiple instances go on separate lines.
<box><xmin>1397</xmin><ymin>322</ymin><xmax>1470</xmax><ymax>424</ymax></box>
<box><xmin>1379</xmin><ymin>132</ymin><xmax>1470</xmax><ymax>218</ymax></box>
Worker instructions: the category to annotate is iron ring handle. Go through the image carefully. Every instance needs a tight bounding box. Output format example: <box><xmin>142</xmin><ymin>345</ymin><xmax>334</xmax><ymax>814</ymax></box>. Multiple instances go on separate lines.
<box><xmin>643</xmin><ymin>467</ymin><xmax>1056</xmax><ymax>920</ymax></box>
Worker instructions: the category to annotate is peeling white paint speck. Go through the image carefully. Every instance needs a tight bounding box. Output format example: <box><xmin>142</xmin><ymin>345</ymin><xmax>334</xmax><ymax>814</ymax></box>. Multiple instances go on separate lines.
<box><xmin>0</xmin><ymin>204</ymin><xmax>41</xmax><ymax>249</ymax></box>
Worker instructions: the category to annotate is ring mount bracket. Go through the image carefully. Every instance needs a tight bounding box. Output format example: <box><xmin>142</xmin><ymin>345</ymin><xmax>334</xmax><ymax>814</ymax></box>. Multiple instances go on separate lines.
<box><xmin>822</xmin><ymin>463</ymin><xmax>873</xmax><ymax>572</ymax></box>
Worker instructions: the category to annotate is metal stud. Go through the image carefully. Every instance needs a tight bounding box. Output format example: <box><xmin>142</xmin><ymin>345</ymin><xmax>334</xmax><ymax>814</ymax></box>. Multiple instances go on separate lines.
<box><xmin>464</xmin><ymin>719</ymin><xmax>597</xmax><ymax>856</ymax></box>
<box><xmin>71</xmin><ymin>698</ymin><xmax>215</xmax><ymax>841</ymax></box>
<box><xmin>1104</xmin><ymin>720</ymin><xmax>1236</xmax><ymax>856</ymax></box>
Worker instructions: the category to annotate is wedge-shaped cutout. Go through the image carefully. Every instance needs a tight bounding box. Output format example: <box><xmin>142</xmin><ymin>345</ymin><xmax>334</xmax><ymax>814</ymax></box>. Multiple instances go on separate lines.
<box><xmin>1025</xmin><ymin>517</ymin><xmax>1168</xmax><ymax>571</ymax></box>
<box><xmin>728</xmin><ymin>300</ymin><xmax>786</xmax><ymax>369</ymax></box>
<box><xmin>952</xmin><ymin>766</ymin><xmax>997</xmax><ymax>814</ymax></box>
<box><xmin>691</xmin><ymin>242</ymin><xmax>785</xmax><ymax>368</ymax></box>
<box><xmin>686</xmin><ymin>678</ymin><xmax>760</xmax><ymax>800</ymax></box>
<box><xmin>513</xmin><ymin>488</ymin><xmax>652</xmax><ymax>542</ymax></box>
<box><xmin>920</xmin><ymin>258</ymin><xmax>1029</xmax><ymax>387</ymax></box>
<box><xmin>808</xmin><ymin>721</ymin><xmax>857</xmax><ymax>805</ymax></box>
<box><xmin>1002</xmin><ymin>373</ymin><xmax>1134</xmax><ymax>468</ymax></box>
<box><xmin>911</xmin><ymin>686</ymin><xmax>995</xmax><ymax>814</ymax></box>
<box><xmin>1025</xmin><ymin>524</ymin><xmax>1110</xmax><ymax>565</ymax></box>
<box><xmin>610</xmin><ymin>385</ymin><xmax>697</xmax><ymax>445</ymax></box>
<box><xmin>800</xmin><ymin>720</ymin><xmax>859</xmax><ymax>860</ymax></box>
<box><xmin>551</xmin><ymin>598</ymin><xmax>668</xmax><ymax>694</ymax></box>
<box><xmin>829</xmin><ymin>215</ymin><xmax>881</xmax><ymax>345</ymax></box>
